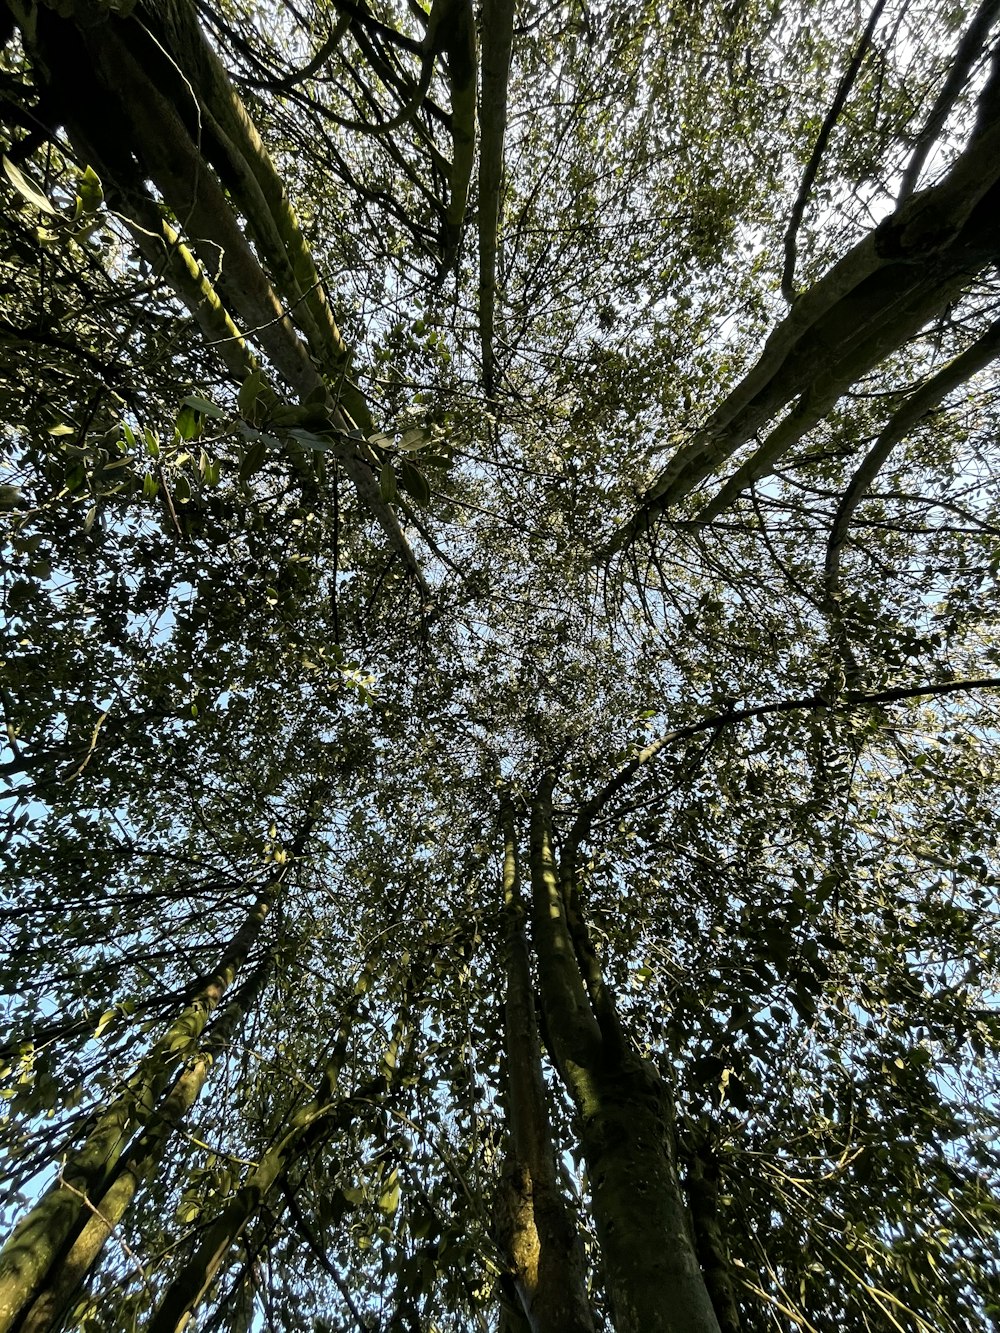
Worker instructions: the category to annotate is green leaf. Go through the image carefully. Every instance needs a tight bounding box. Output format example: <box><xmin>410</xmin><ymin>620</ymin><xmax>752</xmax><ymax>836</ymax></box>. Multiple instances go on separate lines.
<box><xmin>100</xmin><ymin>455</ymin><xmax>134</xmax><ymax>473</ymax></box>
<box><xmin>238</xmin><ymin>369</ymin><xmax>268</xmax><ymax>421</ymax></box>
<box><xmin>77</xmin><ymin>165</ymin><xmax>104</xmax><ymax>214</ymax></box>
<box><xmin>397</xmin><ymin>427</ymin><xmax>431</xmax><ymax>452</ymax></box>
<box><xmin>379</xmin><ymin>462</ymin><xmax>397</xmax><ymax>502</ymax></box>
<box><xmin>175</xmin><ymin>404</ymin><xmax>202</xmax><ymax>441</ymax></box>
<box><xmin>270</xmin><ymin>404</ymin><xmax>305</xmax><ymax>427</ymax></box>
<box><xmin>176</xmin><ymin>1199</ymin><xmax>201</xmax><ymax>1225</ymax></box>
<box><xmin>286</xmin><ymin>427</ymin><xmax>334</xmax><ymax>452</ymax></box>
<box><xmin>378</xmin><ymin>1169</ymin><xmax>400</xmax><ymax>1215</ymax></box>
<box><xmin>181</xmin><ymin>394</ymin><xmax>226</xmax><ymax>419</ymax></box>
<box><xmin>3</xmin><ymin>156</ymin><xmax>57</xmax><ymax>214</ymax></box>
<box><xmin>93</xmin><ymin>1010</ymin><xmax>116</xmax><ymax>1039</ymax></box>
<box><xmin>398</xmin><ymin>459</ymin><xmax>430</xmax><ymax>506</ymax></box>
<box><xmin>239</xmin><ymin>439</ymin><xmax>268</xmax><ymax>481</ymax></box>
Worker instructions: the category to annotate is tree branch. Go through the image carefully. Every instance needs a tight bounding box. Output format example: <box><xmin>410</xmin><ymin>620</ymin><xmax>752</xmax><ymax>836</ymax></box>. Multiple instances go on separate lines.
<box><xmin>825</xmin><ymin>312</ymin><xmax>1000</xmax><ymax>597</ymax></box>
<box><xmin>478</xmin><ymin>0</ymin><xmax>516</xmax><ymax>395</ymax></box>
<box><xmin>897</xmin><ymin>0</ymin><xmax>1000</xmax><ymax>203</ymax></box>
<box><xmin>568</xmin><ymin>676</ymin><xmax>1000</xmax><ymax>852</ymax></box>
<box><xmin>280</xmin><ymin>1182</ymin><xmax>373</xmax><ymax>1333</ymax></box>
<box><xmin>782</xmin><ymin>0</ymin><xmax>889</xmax><ymax>303</ymax></box>
<box><xmin>601</xmin><ymin>99</ymin><xmax>1000</xmax><ymax>556</ymax></box>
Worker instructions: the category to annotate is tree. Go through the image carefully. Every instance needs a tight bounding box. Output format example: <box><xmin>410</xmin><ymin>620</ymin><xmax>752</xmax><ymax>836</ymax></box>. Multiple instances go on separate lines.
<box><xmin>1</xmin><ymin>0</ymin><xmax>1000</xmax><ymax>1330</ymax></box>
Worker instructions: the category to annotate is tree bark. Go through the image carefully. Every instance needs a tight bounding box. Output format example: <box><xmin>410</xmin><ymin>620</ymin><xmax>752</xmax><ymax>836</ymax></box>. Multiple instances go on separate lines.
<box><xmin>149</xmin><ymin>962</ymin><xmax>402</xmax><ymax>1333</ymax></box>
<box><xmin>527</xmin><ymin>781</ymin><xmax>721</xmax><ymax>1333</ymax></box>
<box><xmin>577</xmin><ymin>1058</ymin><xmax>721</xmax><ymax>1333</ymax></box>
<box><xmin>686</xmin><ymin>1144</ymin><xmax>741</xmax><ymax>1333</ymax></box>
<box><xmin>18</xmin><ymin>959</ymin><xmax>273</xmax><ymax>1333</ymax></box>
<box><xmin>0</xmin><ymin>886</ymin><xmax>278</xmax><ymax>1333</ymax></box>
<box><xmin>440</xmin><ymin>0</ymin><xmax>477</xmax><ymax>273</ymax></box>
<box><xmin>497</xmin><ymin>798</ymin><xmax>595</xmax><ymax>1333</ymax></box>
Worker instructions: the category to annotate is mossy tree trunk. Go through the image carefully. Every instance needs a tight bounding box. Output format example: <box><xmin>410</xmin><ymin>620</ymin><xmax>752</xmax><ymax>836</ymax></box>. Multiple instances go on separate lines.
<box><xmin>527</xmin><ymin>777</ymin><xmax>723</xmax><ymax>1333</ymax></box>
<box><xmin>0</xmin><ymin>885</ymin><xmax>279</xmax><ymax>1333</ymax></box>
<box><xmin>496</xmin><ymin>797</ymin><xmax>595</xmax><ymax>1333</ymax></box>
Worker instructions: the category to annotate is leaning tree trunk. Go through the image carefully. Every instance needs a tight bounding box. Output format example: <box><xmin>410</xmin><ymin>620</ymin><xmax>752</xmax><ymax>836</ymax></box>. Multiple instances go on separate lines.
<box><xmin>148</xmin><ymin>964</ymin><xmax>420</xmax><ymax>1333</ymax></box>
<box><xmin>603</xmin><ymin>45</ymin><xmax>1000</xmax><ymax>555</ymax></box>
<box><xmin>477</xmin><ymin>0</ymin><xmax>516</xmax><ymax>396</ymax></box>
<box><xmin>18</xmin><ymin>958</ymin><xmax>274</xmax><ymax>1333</ymax></box>
<box><xmin>147</xmin><ymin>1061</ymin><xmax>390</xmax><ymax>1333</ymax></box>
<box><xmin>0</xmin><ymin>879</ymin><xmax>282</xmax><ymax>1333</ymax></box>
<box><xmin>4</xmin><ymin>0</ymin><xmax>427</xmax><ymax>590</ymax></box>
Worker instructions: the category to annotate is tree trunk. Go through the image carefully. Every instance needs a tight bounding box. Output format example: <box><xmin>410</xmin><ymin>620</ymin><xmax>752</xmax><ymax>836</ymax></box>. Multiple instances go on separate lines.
<box><xmin>150</xmin><ymin>971</ymin><xmax>401</xmax><ymax>1333</ymax></box>
<box><xmin>497</xmin><ymin>798</ymin><xmax>595</xmax><ymax>1333</ymax></box>
<box><xmin>687</xmin><ymin>1144</ymin><xmax>741</xmax><ymax>1333</ymax></box>
<box><xmin>604</xmin><ymin>53</ymin><xmax>1000</xmax><ymax>554</ymax></box>
<box><xmin>527</xmin><ymin>780</ymin><xmax>721</xmax><ymax>1333</ymax></box>
<box><xmin>5</xmin><ymin>0</ymin><xmax>428</xmax><ymax>588</ymax></box>
<box><xmin>148</xmin><ymin>1066</ymin><xmax>386</xmax><ymax>1333</ymax></box>
<box><xmin>0</xmin><ymin>888</ymin><xmax>277</xmax><ymax>1333</ymax></box>
<box><xmin>576</xmin><ymin>1058</ymin><xmax>721</xmax><ymax>1333</ymax></box>
<box><xmin>18</xmin><ymin>959</ymin><xmax>273</xmax><ymax>1333</ymax></box>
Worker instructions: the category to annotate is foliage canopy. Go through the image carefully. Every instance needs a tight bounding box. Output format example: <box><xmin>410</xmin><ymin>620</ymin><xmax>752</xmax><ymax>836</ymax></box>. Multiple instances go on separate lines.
<box><xmin>1</xmin><ymin>1</ymin><xmax>1000</xmax><ymax>1331</ymax></box>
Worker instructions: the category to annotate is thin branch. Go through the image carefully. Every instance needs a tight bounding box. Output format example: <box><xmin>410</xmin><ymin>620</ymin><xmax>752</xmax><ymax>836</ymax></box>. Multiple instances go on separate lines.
<box><xmin>897</xmin><ymin>0</ymin><xmax>1000</xmax><ymax>203</ymax></box>
<box><xmin>825</xmin><ymin>312</ymin><xmax>1000</xmax><ymax>596</ymax></box>
<box><xmin>280</xmin><ymin>1182</ymin><xmax>373</xmax><ymax>1333</ymax></box>
<box><xmin>782</xmin><ymin>0</ymin><xmax>890</xmax><ymax>303</ymax></box>
<box><xmin>251</xmin><ymin>14</ymin><xmax>352</xmax><ymax>90</ymax></box>
<box><xmin>568</xmin><ymin>676</ymin><xmax>1000</xmax><ymax>850</ymax></box>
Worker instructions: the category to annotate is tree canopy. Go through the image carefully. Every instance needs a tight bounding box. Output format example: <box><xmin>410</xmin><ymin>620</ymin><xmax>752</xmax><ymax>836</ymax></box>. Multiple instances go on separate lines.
<box><xmin>1</xmin><ymin>1</ymin><xmax>1000</xmax><ymax>1331</ymax></box>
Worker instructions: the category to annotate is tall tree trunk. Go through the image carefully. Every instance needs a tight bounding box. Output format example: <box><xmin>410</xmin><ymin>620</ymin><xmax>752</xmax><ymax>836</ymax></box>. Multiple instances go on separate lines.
<box><xmin>573</xmin><ymin>1059</ymin><xmax>720</xmax><ymax>1333</ymax></box>
<box><xmin>5</xmin><ymin>0</ymin><xmax>428</xmax><ymax>589</ymax></box>
<box><xmin>148</xmin><ymin>979</ymin><xmax>409</xmax><ymax>1333</ymax></box>
<box><xmin>146</xmin><ymin>1068</ymin><xmax>387</xmax><ymax>1333</ymax></box>
<box><xmin>496</xmin><ymin>797</ymin><xmax>595</xmax><ymax>1333</ymax></box>
<box><xmin>0</xmin><ymin>884</ymin><xmax>279</xmax><ymax>1333</ymax></box>
<box><xmin>18</xmin><ymin>958</ymin><xmax>274</xmax><ymax>1333</ymax></box>
<box><xmin>686</xmin><ymin>1141</ymin><xmax>742</xmax><ymax>1333</ymax></box>
<box><xmin>528</xmin><ymin>778</ymin><xmax>722</xmax><ymax>1333</ymax></box>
